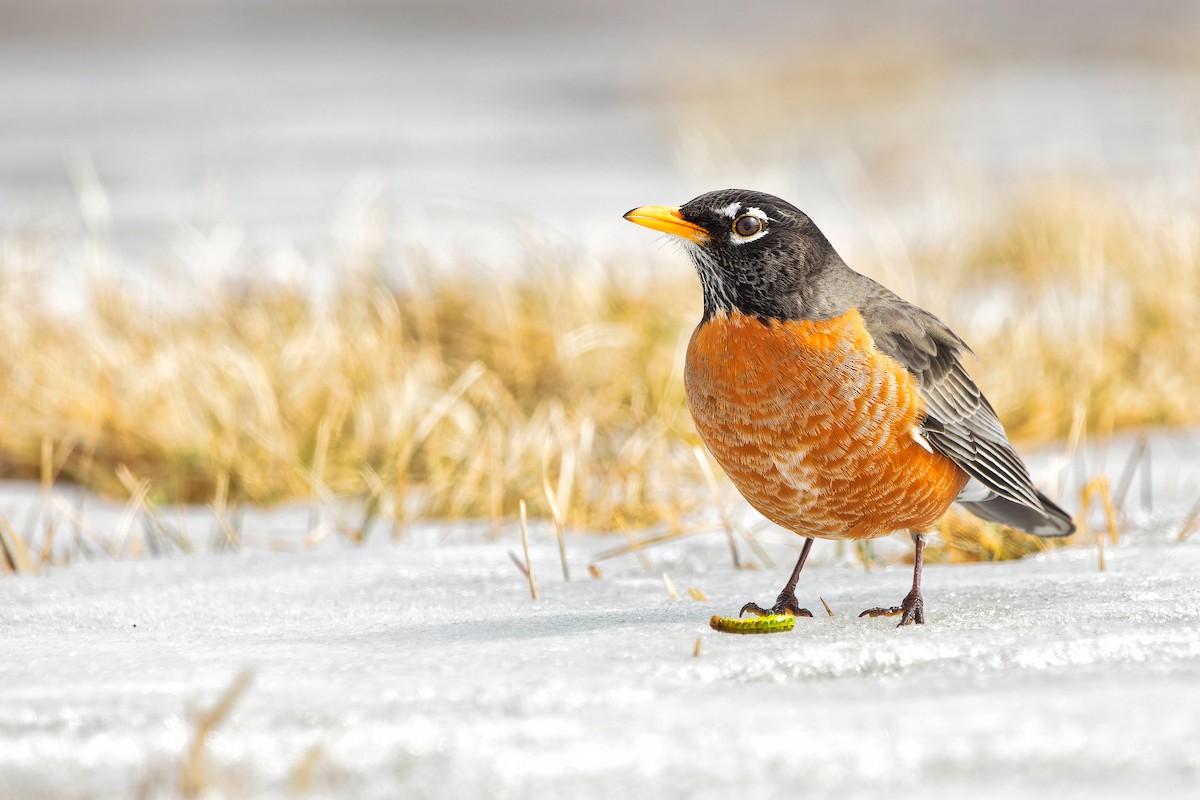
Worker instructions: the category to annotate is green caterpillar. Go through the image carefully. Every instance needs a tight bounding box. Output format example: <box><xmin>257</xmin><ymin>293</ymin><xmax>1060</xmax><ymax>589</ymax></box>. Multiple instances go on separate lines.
<box><xmin>709</xmin><ymin>614</ymin><xmax>796</xmax><ymax>634</ymax></box>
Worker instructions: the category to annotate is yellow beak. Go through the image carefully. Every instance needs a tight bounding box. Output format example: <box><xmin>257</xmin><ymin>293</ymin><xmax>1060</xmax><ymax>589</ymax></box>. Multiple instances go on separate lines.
<box><xmin>623</xmin><ymin>205</ymin><xmax>709</xmax><ymax>243</ymax></box>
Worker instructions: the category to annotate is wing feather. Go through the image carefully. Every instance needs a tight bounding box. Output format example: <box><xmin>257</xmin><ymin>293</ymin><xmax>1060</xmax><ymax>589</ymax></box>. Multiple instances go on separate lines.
<box><xmin>858</xmin><ymin>291</ymin><xmax>1073</xmax><ymax>535</ymax></box>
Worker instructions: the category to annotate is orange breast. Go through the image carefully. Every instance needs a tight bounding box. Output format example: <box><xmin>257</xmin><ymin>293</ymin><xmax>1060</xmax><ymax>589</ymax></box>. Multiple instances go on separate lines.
<box><xmin>685</xmin><ymin>309</ymin><xmax>968</xmax><ymax>540</ymax></box>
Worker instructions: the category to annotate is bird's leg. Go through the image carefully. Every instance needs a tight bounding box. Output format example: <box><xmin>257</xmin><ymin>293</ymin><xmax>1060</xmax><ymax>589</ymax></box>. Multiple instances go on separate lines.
<box><xmin>859</xmin><ymin>532</ymin><xmax>926</xmax><ymax>626</ymax></box>
<box><xmin>739</xmin><ymin>538</ymin><xmax>815</xmax><ymax>618</ymax></box>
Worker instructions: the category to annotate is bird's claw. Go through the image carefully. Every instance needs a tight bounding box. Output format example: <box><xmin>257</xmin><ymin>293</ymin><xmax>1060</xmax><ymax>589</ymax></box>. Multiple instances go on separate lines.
<box><xmin>859</xmin><ymin>589</ymin><xmax>924</xmax><ymax>627</ymax></box>
<box><xmin>739</xmin><ymin>593</ymin><xmax>813</xmax><ymax>619</ymax></box>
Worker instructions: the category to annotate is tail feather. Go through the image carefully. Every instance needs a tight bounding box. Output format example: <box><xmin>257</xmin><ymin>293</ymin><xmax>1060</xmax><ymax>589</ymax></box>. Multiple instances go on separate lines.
<box><xmin>958</xmin><ymin>490</ymin><xmax>1075</xmax><ymax>538</ymax></box>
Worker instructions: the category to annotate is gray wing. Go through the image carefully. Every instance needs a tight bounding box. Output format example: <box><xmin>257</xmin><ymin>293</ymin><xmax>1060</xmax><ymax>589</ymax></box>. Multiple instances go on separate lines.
<box><xmin>859</xmin><ymin>293</ymin><xmax>1075</xmax><ymax>537</ymax></box>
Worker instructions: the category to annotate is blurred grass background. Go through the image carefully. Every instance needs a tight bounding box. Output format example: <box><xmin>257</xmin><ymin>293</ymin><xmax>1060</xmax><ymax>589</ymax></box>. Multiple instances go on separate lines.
<box><xmin>3</xmin><ymin>1</ymin><xmax>1200</xmax><ymax>563</ymax></box>
<box><xmin>2</xmin><ymin>177</ymin><xmax>1197</xmax><ymax>551</ymax></box>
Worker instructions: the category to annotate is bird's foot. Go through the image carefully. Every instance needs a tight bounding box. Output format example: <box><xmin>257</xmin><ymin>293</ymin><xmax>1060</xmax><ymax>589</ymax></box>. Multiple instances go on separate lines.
<box><xmin>739</xmin><ymin>591</ymin><xmax>813</xmax><ymax>619</ymax></box>
<box><xmin>858</xmin><ymin>588</ymin><xmax>924</xmax><ymax>627</ymax></box>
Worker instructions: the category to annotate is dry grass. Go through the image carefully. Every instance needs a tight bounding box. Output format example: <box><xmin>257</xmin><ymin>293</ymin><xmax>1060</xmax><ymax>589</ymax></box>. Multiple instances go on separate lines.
<box><xmin>179</xmin><ymin>671</ymin><xmax>254</xmax><ymax>799</ymax></box>
<box><xmin>936</xmin><ymin>180</ymin><xmax>1200</xmax><ymax>439</ymax></box>
<box><xmin>1</xmin><ymin>179</ymin><xmax>1197</xmax><ymax>560</ymax></box>
<box><xmin>0</xmin><ymin>242</ymin><xmax>702</xmax><ymax>535</ymax></box>
<box><xmin>926</xmin><ymin>509</ymin><xmax>1055</xmax><ymax>564</ymax></box>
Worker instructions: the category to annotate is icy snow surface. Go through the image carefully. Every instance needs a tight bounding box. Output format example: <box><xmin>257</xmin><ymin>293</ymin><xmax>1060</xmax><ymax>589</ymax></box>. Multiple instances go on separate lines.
<box><xmin>2</xmin><ymin>435</ymin><xmax>1200</xmax><ymax>799</ymax></box>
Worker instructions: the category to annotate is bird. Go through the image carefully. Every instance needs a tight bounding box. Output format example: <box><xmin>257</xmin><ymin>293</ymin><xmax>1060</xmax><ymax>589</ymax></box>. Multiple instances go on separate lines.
<box><xmin>623</xmin><ymin>189</ymin><xmax>1075</xmax><ymax>626</ymax></box>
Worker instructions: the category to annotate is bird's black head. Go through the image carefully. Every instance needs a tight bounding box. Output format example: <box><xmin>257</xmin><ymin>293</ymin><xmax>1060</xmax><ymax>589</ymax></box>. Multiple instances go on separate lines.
<box><xmin>624</xmin><ymin>189</ymin><xmax>850</xmax><ymax>322</ymax></box>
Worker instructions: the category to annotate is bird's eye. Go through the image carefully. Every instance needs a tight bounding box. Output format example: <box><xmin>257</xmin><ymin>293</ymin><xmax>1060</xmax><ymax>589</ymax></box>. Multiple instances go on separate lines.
<box><xmin>733</xmin><ymin>215</ymin><xmax>763</xmax><ymax>238</ymax></box>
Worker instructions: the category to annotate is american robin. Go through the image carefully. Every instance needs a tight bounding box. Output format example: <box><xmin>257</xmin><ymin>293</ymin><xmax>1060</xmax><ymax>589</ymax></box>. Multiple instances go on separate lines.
<box><xmin>624</xmin><ymin>189</ymin><xmax>1075</xmax><ymax>626</ymax></box>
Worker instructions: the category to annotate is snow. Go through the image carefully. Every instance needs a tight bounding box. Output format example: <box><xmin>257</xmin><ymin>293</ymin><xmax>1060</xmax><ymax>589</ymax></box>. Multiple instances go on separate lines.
<box><xmin>2</xmin><ymin>434</ymin><xmax>1200</xmax><ymax>799</ymax></box>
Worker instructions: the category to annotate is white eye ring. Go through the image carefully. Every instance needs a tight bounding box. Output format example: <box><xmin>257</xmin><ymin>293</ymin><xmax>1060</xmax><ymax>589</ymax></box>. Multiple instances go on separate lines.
<box><xmin>729</xmin><ymin>214</ymin><xmax>768</xmax><ymax>244</ymax></box>
<box><xmin>732</xmin><ymin>215</ymin><xmax>762</xmax><ymax>237</ymax></box>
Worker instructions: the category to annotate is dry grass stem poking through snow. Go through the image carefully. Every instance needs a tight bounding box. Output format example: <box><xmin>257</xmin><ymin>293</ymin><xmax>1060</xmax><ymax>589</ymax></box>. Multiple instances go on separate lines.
<box><xmin>179</xmin><ymin>670</ymin><xmax>254</xmax><ymax>799</ymax></box>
